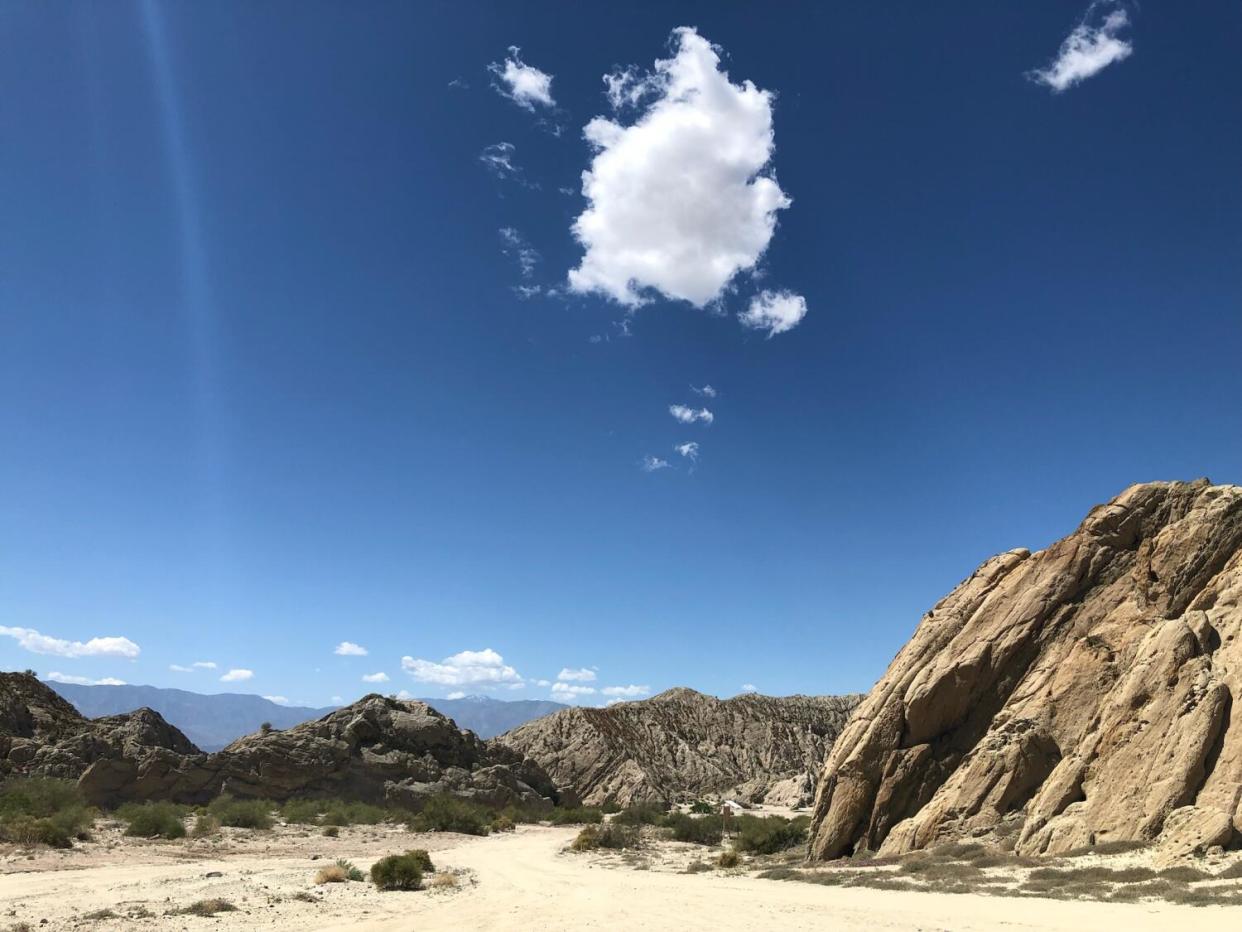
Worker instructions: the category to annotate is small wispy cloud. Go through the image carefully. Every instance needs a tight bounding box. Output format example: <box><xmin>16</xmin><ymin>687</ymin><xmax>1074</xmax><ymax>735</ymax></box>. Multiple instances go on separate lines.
<box><xmin>640</xmin><ymin>455</ymin><xmax>671</xmax><ymax>473</ymax></box>
<box><xmin>220</xmin><ymin>668</ymin><xmax>254</xmax><ymax>683</ymax></box>
<box><xmin>446</xmin><ymin>690</ymin><xmax>467</xmax><ymax>700</ymax></box>
<box><xmin>499</xmin><ymin>227</ymin><xmax>540</xmax><ymax>278</ymax></box>
<box><xmin>263</xmin><ymin>695</ymin><xmax>290</xmax><ymax>705</ymax></box>
<box><xmin>691</xmin><ymin>384</ymin><xmax>717</xmax><ymax>398</ymax></box>
<box><xmin>1028</xmin><ymin>1</ymin><xmax>1134</xmax><ymax>93</ymax></box>
<box><xmin>601</xmin><ymin>684</ymin><xmax>649</xmax><ymax>698</ymax></box>
<box><xmin>557</xmin><ymin>667</ymin><xmax>597</xmax><ymax>683</ymax></box>
<box><xmin>45</xmin><ymin>672</ymin><xmax>127</xmax><ymax>686</ymax></box>
<box><xmin>669</xmin><ymin>405</ymin><xmax>714</xmax><ymax>425</ymax></box>
<box><xmin>552</xmin><ymin>682</ymin><xmax>596</xmax><ymax>697</ymax></box>
<box><xmin>334</xmin><ymin>641</ymin><xmax>368</xmax><ymax>657</ymax></box>
<box><xmin>674</xmin><ymin>441</ymin><xmax>699</xmax><ymax>462</ymax></box>
<box><xmin>739</xmin><ymin>290</ymin><xmax>808</xmax><ymax>337</ymax></box>
<box><xmin>361</xmin><ymin>672</ymin><xmax>390</xmax><ymax>683</ymax></box>
<box><xmin>488</xmin><ymin>46</ymin><xmax>555</xmax><ymax>111</ymax></box>
<box><xmin>192</xmin><ymin>661</ymin><xmax>217</xmax><ymax>670</ymax></box>
<box><xmin>740</xmin><ymin>683</ymin><xmax>757</xmax><ymax>693</ymax></box>
<box><xmin>169</xmin><ymin>664</ymin><xmax>194</xmax><ymax>673</ymax></box>
<box><xmin>479</xmin><ymin>142</ymin><xmax>535</xmax><ymax>187</ymax></box>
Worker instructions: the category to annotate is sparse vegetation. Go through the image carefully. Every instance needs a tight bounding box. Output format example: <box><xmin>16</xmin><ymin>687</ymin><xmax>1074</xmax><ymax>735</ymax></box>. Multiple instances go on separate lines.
<box><xmin>547</xmin><ymin>807</ymin><xmax>603</xmax><ymax>825</ymax></box>
<box><xmin>689</xmin><ymin>800</ymin><xmax>714</xmax><ymax>814</ymax></box>
<box><xmin>490</xmin><ymin>813</ymin><xmax>515</xmax><ymax>833</ymax></box>
<box><xmin>684</xmin><ymin>860</ymin><xmax>713</xmax><ymax>873</ymax></box>
<box><xmin>717</xmin><ymin>849</ymin><xmax>740</xmax><ymax>868</ymax></box>
<box><xmin>406</xmin><ymin>795</ymin><xmax>491</xmax><ymax>836</ymax></box>
<box><xmin>664</xmin><ymin>812</ymin><xmax>722</xmax><ymax>846</ymax></box>
<box><xmin>191</xmin><ymin>812</ymin><xmax>220</xmax><ymax>837</ymax></box>
<box><xmin>1216</xmin><ymin>861</ymin><xmax>1242</xmax><ymax>880</ymax></box>
<box><xmin>571</xmin><ymin>824</ymin><xmax>639</xmax><ymax>851</ymax></box>
<box><xmin>612</xmin><ymin>802</ymin><xmax>667</xmax><ymax>826</ymax></box>
<box><xmin>207</xmin><ymin>795</ymin><xmax>273</xmax><ymax>829</ymax></box>
<box><xmin>315</xmin><ymin>858</ymin><xmax>364</xmax><ymax>884</ymax></box>
<box><xmin>175</xmin><ymin>899</ymin><xmax>237</xmax><ymax>917</ymax></box>
<box><xmin>322</xmin><ymin>825</ymin><xmax>339</xmax><ymax>837</ymax></box>
<box><xmin>371</xmin><ymin>851</ymin><xmax>427</xmax><ymax>891</ymax></box>
<box><xmin>429</xmin><ymin>871</ymin><xmax>458</xmax><ymax>889</ymax></box>
<box><xmin>117</xmin><ymin>801</ymin><xmax>187</xmax><ymax>839</ymax></box>
<box><xmin>281</xmin><ymin>798</ymin><xmax>390</xmax><ymax>827</ymax></box>
<box><xmin>732</xmin><ymin>814</ymin><xmax>809</xmax><ymax>854</ymax></box>
<box><xmin>0</xmin><ymin>777</ymin><xmax>93</xmax><ymax>848</ymax></box>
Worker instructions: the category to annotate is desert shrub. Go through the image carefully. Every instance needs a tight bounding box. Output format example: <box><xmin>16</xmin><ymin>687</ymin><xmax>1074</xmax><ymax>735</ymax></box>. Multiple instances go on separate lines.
<box><xmin>757</xmin><ymin>866</ymin><xmax>799</xmax><ymax>880</ymax></box>
<box><xmin>929</xmin><ymin>841</ymin><xmax>988</xmax><ymax>861</ymax></box>
<box><xmin>733</xmin><ymin>815</ymin><xmax>808</xmax><ymax>854</ymax></box>
<box><xmin>490</xmin><ymin>814</ymin><xmax>515</xmax><ymax>833</ymax></box>
<box><xmin>547</xmin><ymin>807</ymin><xmax>603</xmax><ymax>825</ymax></box>
<box><xmin>321</xmin><ymin>800</ymin><xmax>388</xmax><ymax>826</ymax></box>
<box><xmin>600</xmin><ymin>800</ymin><xmax>621</xmax><ymax>814</ymax></box>
<box><xmin>899</xmin><ymin>860</ymin><xmax>986</xmax><ymax>882</ymax></box>
<box><xmin>402</xmin><ymin>849</ymin><xmax>434</xmax><ymax>873</ymax></box>
<box><xmin>717</xmin><ymin>849</ymin><xmax>740</xmax><ymax>868</ymax></box>
<box><xmin>497</xmin><ymin>804</ymin><xmax>546</xmax><ymax>825</ymax></box>
<box><xmin>690</xmin><ymin>800</ymin><xmax>714</xmax><ymax>815</ymax></box>
<box><xmin>665</xmin><ymin>812</ymin><xmax>722</xmax><ymax>846</ymax></box>
<box><xmin>371</xmin><ymin>852</ymin><xmax>425</xmax><ymax>891</ymax></box>
<box><xmin>571</xmin><ymin>824</ymin><xmax>639</xmax><ymax>851</ymax></box>
<box><xmin>176</xmin><ymin>899</ymin><xmax>236</xmax><ymax>916</ymax></box>
<box><xmin>118</xmin><ymin>801</ymin><xmax>187</xmax><ymax>839</ymax></box>
<box><xmin>1216</xmin><ymin>861</ymin><xmax>1242</xmax><ymax>880</ymax></box>
<box><xmin>1156</xmin><ymin>865</ymin><xmax>1210</xmax><ymax>883</ymax></box>
<box><xmin>684</xmin><ymin>860</ymin><xmax>713</xmax><ymax>873</ymax></box>
<box><xmin>612</xmin><ymin>802</ymin><xmax>667</xmax><ymax>826</ymax></box>
<box><xmin>280</xmin><ymin>799</ymin><xmax>323</xmax><ymax>825</ymax></box>
<box><xmin>314</xmin><ymin>864</ymin><xmax>348</xmax><ymax>884</ymax></box>
<box><xmin>0</xmin><ymin>777</ymin><xmax>93</xmax><ymax>848</ymax></box>
<box><xmin>207</xmin><ymin>795</ymin><xmax>273</xmax><ymax>829</ymax></box>
<box><xmin>339</xmin><ymin>858</ymin><xmax>366</xmax><ymax>881</ymax></box>
<box><xmin>406</xmin><ymin>795</ymin><xmax>490</xmax><ymax>836</ymax></box>
<box><xmin>191</xmin><ymin>813</ymin><xmax>220</xmax><ymax>837</ymax></box>
<box><xmin>322</xmin><ymin>825</ymin><xmax>339</xmax><ymax>838</ymax></box>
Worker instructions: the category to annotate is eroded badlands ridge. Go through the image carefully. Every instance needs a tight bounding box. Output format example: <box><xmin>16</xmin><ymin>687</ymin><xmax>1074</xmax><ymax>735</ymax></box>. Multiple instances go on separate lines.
<box><xmin>809</xmin><ymin>479</ymin><xmax>1242</xmax><ymax>859</ymax></box>
<box><xmin>499</xmin><ymin>687</ymin><xmax>862</xmax><ymax>806</ymax></box>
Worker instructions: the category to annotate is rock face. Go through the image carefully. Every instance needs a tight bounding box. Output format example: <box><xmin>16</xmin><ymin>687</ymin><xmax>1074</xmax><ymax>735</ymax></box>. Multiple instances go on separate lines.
<box><xmin>809</xmin><ymin>480</ymin><xmax>1242</xmax><ymax>860</ymax></box>
<box><xmin>1</xmin><ymin>676</ymin><xmax>556</xmax><ymax>811</ymax></box>
<box><xmin>498</xmin><ymin>687</ymin><xmax>862</xmax><ymax>807</ymax></box>
<box><xmin>0</xmin><ymin>672</ymin><xmax>196</xmax><ymax>780</ymax></box>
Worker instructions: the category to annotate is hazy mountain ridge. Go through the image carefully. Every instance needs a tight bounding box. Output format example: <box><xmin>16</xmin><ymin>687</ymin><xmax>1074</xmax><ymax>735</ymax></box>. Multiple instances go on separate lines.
<box><xmin>45</xmin><ymin>682</ymin><xmax>567</xmax><ymax>748</ymax></box>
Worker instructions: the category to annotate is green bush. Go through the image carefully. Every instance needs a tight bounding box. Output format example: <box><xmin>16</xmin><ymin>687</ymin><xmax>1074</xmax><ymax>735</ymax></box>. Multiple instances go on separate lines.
<box><xmin>406</xmin><ymin>795</ymin><xmax>490</xmax><ymax>836</ymax></box>
<box><xmin>335</xmin><ymin>858</ymin><xmax>365</xmax><ymax>881</ymax></box>
<box><xmin>690</xmin><ymin>800</ymin><xmax>714</xmax><ymax>814</ymax></box>
<box><xmin>321</xmin><ymin>800</ymin><xmax>388</xmax><ymax>826</ymax></box>
<box><xmin>280</xmin><ymin>799</ymin><xmax>322</xmax><ymax>825</ymax></box>
<box><xmin>600</xmin><ymin>801</ymin><xmax>622</xmax><ymax>814</ymax></box>
<box><xmin>118</xmin><ymin>801</ymin><xmax>187</xmax><ymax>839</ymax></box>
<box><xmin>207</xmin><ymin>795</ymin><xmax>273</xmax><ymax>829</ymax></box>
<box><xmin>371</xmin><ymin>852</ymin><xmax>425</xmax><ymax>891</ymax></box>
<box><xmin>547</xmin><ymin>807</ymin><xmax>603</xmax><ymax>825</ymax></box>
<box><xmin>718</xmin><ymin>849</ymin><xmax>740</xmax><ymax>868</ymax></box>
<box><xmin>0</xmin><ymin>777</ymin><xmax>93</xmax><ymax>848</ymax></box>
<box><xmin>490</xmin><ymin>814</ymin><xmax>515</xmax><ymax>833</ymax></box>
<box><xmin>612</xmin><ymin>802</ymin><xmax>667</xmax><ymax>826</ymax></box>
<box><xmin>665</xmin><ymin>812</ymin><xmax>722</xmax><ymax>846</ymax></box>
<box><xmin>571</xmin><ymin>824</ymin><xmax>639</xmax><ymax>851</ymax></box>
<box><xmin>733</xmin><ymin>815</ymin><xmax>809</xmax><ymax>854</ymax></box>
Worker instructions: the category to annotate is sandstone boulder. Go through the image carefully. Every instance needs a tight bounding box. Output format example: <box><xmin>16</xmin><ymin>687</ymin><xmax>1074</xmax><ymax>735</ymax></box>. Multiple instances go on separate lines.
<box><xmin>808</xmin><ymin>480</ymin><xmax>1242</xmax><ymax>860</ymax></box>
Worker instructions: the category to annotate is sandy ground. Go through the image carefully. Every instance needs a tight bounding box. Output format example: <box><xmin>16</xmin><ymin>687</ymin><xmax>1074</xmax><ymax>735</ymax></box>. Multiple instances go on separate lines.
<box><xmin>1</xmin><ymin>821</ymin><xmax>1240</xmax><ymax>931</ymax></box>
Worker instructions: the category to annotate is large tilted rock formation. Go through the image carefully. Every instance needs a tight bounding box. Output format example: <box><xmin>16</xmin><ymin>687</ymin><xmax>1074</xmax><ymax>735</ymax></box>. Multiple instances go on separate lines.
<box><xmin>809</xmin><ymin>480</ymin><xmax>1242</xmax><ymax>860</ymax></box>
<box><xmin>1</xmin><ymin>675</ymin><xmax>555</xmax><ymax>811</ymax></box>
<box><xmin>498</xmin><ymin>687</ymin><xmax>861</xmax><ymax>807</ymax></box>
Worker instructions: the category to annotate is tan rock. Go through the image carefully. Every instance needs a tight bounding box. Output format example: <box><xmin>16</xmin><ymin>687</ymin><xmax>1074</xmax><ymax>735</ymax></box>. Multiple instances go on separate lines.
<box><xmin>809</xmin><ymin>480</ymin><xmax>1242</xmax><ymax>859</ymax></box>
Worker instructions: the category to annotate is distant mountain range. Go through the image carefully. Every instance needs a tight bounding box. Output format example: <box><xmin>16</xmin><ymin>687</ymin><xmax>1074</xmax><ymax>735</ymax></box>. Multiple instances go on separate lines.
<box><xmin>44</xmin><ymin>681</ymin><xmax>567</xmax><ymax>749</ymax></box>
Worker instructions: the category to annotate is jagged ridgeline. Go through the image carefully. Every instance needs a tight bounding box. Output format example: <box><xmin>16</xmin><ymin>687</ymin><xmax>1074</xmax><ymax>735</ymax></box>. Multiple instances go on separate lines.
<box><xmin>0</xmin><ymin>676</ymin><xmax>555</xmax><ymax>812</ymax></box>
<box><xmin>810</xmin><ymin>479</ymin><xmax>1242</xmax><ymax>861</ymax></box>
<box><xmin>498</xmin><ymin>687</ymin><xmax>862</xmax><ymax>807</ymax></box>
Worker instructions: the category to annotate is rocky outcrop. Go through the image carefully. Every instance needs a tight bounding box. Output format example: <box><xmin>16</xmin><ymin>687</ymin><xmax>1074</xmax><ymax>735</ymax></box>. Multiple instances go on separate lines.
<box><xmin>0</xmin><ymin>672</ymin><xmax>196</xmax><ymax>780</ymax></box>
<box><xmin>2</xmin><ymin>676</ymin><xmax>556</xmax><ymax>811</ymax></box>
<box><xmin>808</xmin><ymin>480</ymin><xmax>1242</xmax><ymax>860</ymax></box>
<box><xmin>497</xmin><ymin>687</ymin><xmax>861</xmax><ymax>807</ymax></box>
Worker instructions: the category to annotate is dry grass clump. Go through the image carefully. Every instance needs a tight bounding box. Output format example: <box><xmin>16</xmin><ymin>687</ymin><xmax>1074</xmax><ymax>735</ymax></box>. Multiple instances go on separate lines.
<box><xmin>190</xmin><ymin>813</ymin><xmax>220</xmax><ymax>837</ymax></box>
<box><xmin>571</xmin><ymin>824</ymin><xmax>639</xmax><ymax>851</ymax></box>
<box><xmin>683</xmin><ymin>860</ymin><xmax>713</xmax><ymax>874</ymax></box>
<box><xmin>175</xmin><ymin>898</ymin><xmax>237</xmax><ymax>917</ymax></box>
<box><xmin>429</xmin><ymin>871</ymin><xmax>458</xmax><ymax>889</ymax></box>
<box><xmin>717</xmin><ymin>849</ymin><xmax>740</xmax><ymax>868</ymax></box>
<box><xmin>314</xmin><ymin>864</ymin><xmax>348</xmax><ymax>884</ymax></box>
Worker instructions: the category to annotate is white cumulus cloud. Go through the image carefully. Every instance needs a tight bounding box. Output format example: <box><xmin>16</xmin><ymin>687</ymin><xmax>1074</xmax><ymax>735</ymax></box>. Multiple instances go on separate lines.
<box><xmin>552</xmin><ymin>682</ymin><xmax>596</xmax><ymax>697</ymax></box>
<box><xmin>361</xmin><ymin>672</ymin><xmax>390</xmax><ymax>684</ymax></box>
<box><xmin>568</xmin><ymin>27</ymin><xmax>790</xmax><ymax>308</ymax></box>
<box><xmin>1028</xmin><ymin>2</ymin><xmax>1133</xmax><ymax>93</ymax></box>
<box><xmin>0</xmin><ymin>625</ymin><xmax>140</xmax><ymax>659</ymax></box>
<box><xmin>739</xmin><ymin>289</ymin><xmax>807</xmax><ymax>337</ymax></box>
<box><xmin>601</xmin><ymin>684</ymin><xmax>650</xmax><ymax>698</ymax></box>
<box><xmin>334</xmin><ymin>641</ymin><xmax>368</xmax><ymax>657</ymax></box>
<box><xmin>445</xmin><ymin>690</ymin><xmax>467</xmax><ymax>700</ymax></box>
<box><xmin>220</xmin><ymin>668</ymin><xmax>254</xmax><ymax>683</ymax></box>
<box><xmin>45</xmin><ymin>672</ymin><xmax>126</xmax><ymax>686</ymax></box>
<box><xmin>401</xmin><ymin>648</ymin><xmax>521</xmax><ymax>686</ymax></box>
<box><xmin>489</xmin><ymin>46</ymin><xmax>555</xmax><ymax>110</ymax></box>
<box><xmin>669</xmin><ymin>405</ymin><xmax>713</xmax><ymax>425</ymax></box>
<box><xmin>557</xmin><ymin>667</ymin><xmax>597</xmax><ymax>683</ymax></box>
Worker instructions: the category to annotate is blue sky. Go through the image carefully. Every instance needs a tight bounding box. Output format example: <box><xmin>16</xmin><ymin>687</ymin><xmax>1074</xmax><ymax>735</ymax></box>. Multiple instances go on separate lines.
<box><xmin>2</xmin><ymin>2</ymin><xmax>1239</xmax><ymax>709</ymax></box>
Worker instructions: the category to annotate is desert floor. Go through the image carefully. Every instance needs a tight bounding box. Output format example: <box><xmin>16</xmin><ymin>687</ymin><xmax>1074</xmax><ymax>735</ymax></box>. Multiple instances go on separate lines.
<box><xmin>2</xmin><ymin>821</ymin><xmax>1241</xmax><ymax>931</ymax></box>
